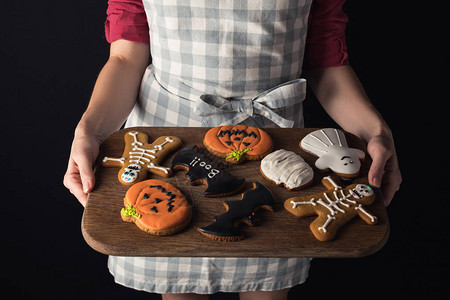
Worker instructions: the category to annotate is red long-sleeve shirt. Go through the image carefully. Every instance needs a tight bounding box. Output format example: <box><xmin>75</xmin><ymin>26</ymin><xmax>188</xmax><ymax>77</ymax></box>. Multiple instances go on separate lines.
<box><xmin>104</xmin><ymin>0</ymin><xmax>349</xmax><ymax>69</ymax></box>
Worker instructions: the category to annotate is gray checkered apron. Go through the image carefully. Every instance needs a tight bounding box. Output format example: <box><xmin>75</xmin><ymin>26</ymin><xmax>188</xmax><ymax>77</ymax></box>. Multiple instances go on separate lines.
<box><xmin>110</xmin><ymin>0</ymin><xmax>313</xmax><ymax>294</ymax></box>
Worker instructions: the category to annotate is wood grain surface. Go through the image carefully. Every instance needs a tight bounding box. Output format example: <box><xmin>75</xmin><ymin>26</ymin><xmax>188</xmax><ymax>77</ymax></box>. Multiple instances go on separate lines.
<box><xmin>82</xmin><ymin>127</ymin><xmax>389</xmax><ymax>258</ymax></box>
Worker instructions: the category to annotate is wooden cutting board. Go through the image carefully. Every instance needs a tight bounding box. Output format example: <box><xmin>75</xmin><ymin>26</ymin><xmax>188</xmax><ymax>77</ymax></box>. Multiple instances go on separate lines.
<box><xmin>82</xmin><ymin>127</ymin><xmax>389</xmax><ymax>258</ymax></box>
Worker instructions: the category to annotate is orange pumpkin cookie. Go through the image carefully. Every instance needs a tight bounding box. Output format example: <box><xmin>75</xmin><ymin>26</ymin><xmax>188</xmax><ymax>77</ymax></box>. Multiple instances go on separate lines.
<box><xmin>203</xmin><ymin>125</ymin><xmax>273</xmax><ymax>164</ymax></box>
<box><xmin>121</xmin><ymin>179</ymin><xmax>192</xmax><ymax>236</ymax></box>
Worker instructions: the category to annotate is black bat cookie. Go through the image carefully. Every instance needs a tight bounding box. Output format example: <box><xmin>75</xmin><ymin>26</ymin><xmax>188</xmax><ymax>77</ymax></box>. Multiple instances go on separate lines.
<box><xmin>198</xmin><ymin>182</ymin><xmax>274</xmax><ymax>241</ymax></box>
<box><xmin>171</xmin><ymin>145</ymin><xmax>245</xmax><ymax>197</ymax></box>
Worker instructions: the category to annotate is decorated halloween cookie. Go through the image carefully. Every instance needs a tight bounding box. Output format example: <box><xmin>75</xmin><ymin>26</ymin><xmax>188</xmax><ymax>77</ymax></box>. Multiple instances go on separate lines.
<box><xmin>171</xmin><ymin>145</ymin><xmax>246</xmax><ymax>197</ymax></box>
<box><xmin>284</xmin><ymin>176</ymin><xmax>377</xmax><ymax>241</ymax></box>
<box><xmin>198</xmin><ymin>182</ymin><xmax>274</xmax><ymax>241</ymax></box>
<box><xmin>121</xmin><ymin>179</ymin><xmax>192</xmax><ymax>235</ymax></box>
<box><xmin>260</xmin><ymin>149</ymin><xmax>314</xmax><ymax>191</ymax></box>
<box><xmin>102</xmin><ymin>131</ymin><xmax>182</xmax><ymax>186</ymax></box>
<box><xmin>300</xmin><ymin>128</ymin><xmax>365</xmax><ymax>179</ymax></box>
<box><xmin>203</xmin><ymin>125</ymin><xmax>273</xmax><ymax>164</ymax></box>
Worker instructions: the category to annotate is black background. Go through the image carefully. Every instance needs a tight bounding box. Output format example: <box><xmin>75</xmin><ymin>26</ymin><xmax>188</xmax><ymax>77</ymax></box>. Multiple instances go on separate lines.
<box><xmin>2</xmin><ymin>1</ymin><xmax>448</xmax><ymax>299</ymax></box>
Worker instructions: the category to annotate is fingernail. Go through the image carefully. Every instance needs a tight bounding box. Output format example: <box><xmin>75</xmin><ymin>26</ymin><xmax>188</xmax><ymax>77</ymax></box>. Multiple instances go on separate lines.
<box><xmin>372</xmin><ymin>176</ymin><xmax>381</xmax><ymax>187</ymax></box>
<box><xmin>83</xmin><ymin>180</ymin><xmax>91</xmax><ymax>194</ymax></box>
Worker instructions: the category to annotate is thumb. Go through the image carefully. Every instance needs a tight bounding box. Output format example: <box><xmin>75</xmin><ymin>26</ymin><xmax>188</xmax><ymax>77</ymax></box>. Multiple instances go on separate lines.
<box><xmin>366</xmin><ymin>138</ymin><xmax>390</xmax><ymax>188</ymax></box>
<box><xmin>368</xmin><ymin>152</ymin><xmax>387</xmax><ymax>188</ymax></box>
<box><xmin>365</xmin><ymin>134</ymin><xmax>402</xmax><ymax>206</ymax></box>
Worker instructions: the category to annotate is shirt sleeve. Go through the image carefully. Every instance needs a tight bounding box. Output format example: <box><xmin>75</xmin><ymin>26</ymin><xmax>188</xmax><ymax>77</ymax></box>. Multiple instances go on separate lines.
<box><xmin>304</xmin><ymin>0</ymin><xmax>349</xmax><ymax>70</ymax></box>
<box><xmin>105</xmin><ymin>0</ymin><xmax>150</xmax><ymax>44</ymax></box>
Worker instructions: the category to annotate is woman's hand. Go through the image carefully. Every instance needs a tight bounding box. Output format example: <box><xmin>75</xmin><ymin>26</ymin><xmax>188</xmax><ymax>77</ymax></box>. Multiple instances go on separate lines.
<box><xmin>306</xmin><ymin>65</ymin><xmax>402</xmax><ymax>206</ymax></box>
<box><xmin>63</xmin><ymin>40</ymin><xmax>150</xmax><ymax>207</ymax></box>
<box><xmin>366</xmin><ymin>133</ymin><xmax>402</xmax><ymax>206</ymax></box>
<box><xmin>63</xmin><ymin>131</ymin><xmax>101</xmax><ymax>207</ymax></box>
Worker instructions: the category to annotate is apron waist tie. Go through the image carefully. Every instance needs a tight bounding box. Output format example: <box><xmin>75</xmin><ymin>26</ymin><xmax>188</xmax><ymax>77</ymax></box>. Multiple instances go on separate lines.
<box><xmin>152</xmin><ymin>66</ymin><xmax>306</xmax><ymax>128</ymax></box>
<box><xmin>194</xmin><ymin>78</ymin><xmax>307</xmax><ymax>128</ymax></box>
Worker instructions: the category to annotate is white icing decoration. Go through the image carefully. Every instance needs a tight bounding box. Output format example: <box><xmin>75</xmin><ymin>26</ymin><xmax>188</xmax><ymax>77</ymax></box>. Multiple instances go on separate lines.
<box><xmin>300</xmin><ymin>128</ymin><xmax>365</xmax><ymax>176</ymax></box>
<box><xmin>323</xmin><ymin>176</ymin><xmax>341</xmax><ymax>190</ymax></box>
<box><xmin>189</xmin><ymin>156</ymin><xmax>220</xmax><ymax>179</ymax></box>
<box><xmin>318</xmin><ymin>214</ymin><xmax>336</xmax><ymax>233</ymax></box>
<box><xmin>103</xmin><ymin>132</ymin><xmax>176</xmax><ymax>183</ymax></box>
<box><xmin>260</xmin><ymin>149</ymin><xmax>314</xmax><ymax>189</ymax></box>
<box><xmin>355</xmin><ymin>204</ymin><xmax>377</xmax><ymax>223</ymax></box>
<box><xmin>103</xmin><ymin>157</ymin><xmax>126</xmax><ymax>164</ymax></box>
<box><xmin>291</xmin><ymin>177</ymin><xmax>375</xmax><ymax>233</ymax></box>
<box><xmin>354</xmin><ymin>184</ymin><xmax>374</xmax><ymax>197</ymax></box>
<box><xmin>121</xmin><ymin>163</ymin><xmax>142</xmax><ymax>183</ymax></box>
<box><xmin>291</xmin><ymin>198</ymin><xmax>317</xmax><ymax>209</ymax></box>
<box><xmin>148</xmin><ymin>162</ymin><xmax>171</xmax><ymax>173</ymax></box>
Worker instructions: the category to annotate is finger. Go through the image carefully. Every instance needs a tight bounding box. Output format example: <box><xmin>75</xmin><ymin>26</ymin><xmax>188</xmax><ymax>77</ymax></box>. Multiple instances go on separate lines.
<box><xmin>74</xmin><ymin>152</ymin><xmax>96</xmax><ymax>194</ymax></box>
<box><xmin>64</xmin><ymin>171</ymin><xmax>88</xmax><ymax>207</ymax></box>
<box><xmin>367</xmin><ymin>147</ymin><xmax>389</xmax><ymax>188</ymax></box>
<box><xmin>381</xmin><ymin>183</ymin><xmax>395</xmax><ymax>207</ymax></box>
<box><xmin>64</xmin><ymin>154</ymin><xmax>95</xmax><ymax>206</ymax></box>
<box><xmin>63</xmin><ymin>161</ymin><xmax>88</xmax><ymax>207</ymax></box>
<box><xmin>381</xmin><ymin>157</ymin><xmax>402</xmax><ymax>206</ymax></box>
<box><xmin>366</xmin><ymin>135</ymin><xmax>401</xmax><ymax>206</ymax></box>
<box><xmin>380</xmin><ymin>169</ymin><xmax>402</xmax><ymax>206</ymax></box>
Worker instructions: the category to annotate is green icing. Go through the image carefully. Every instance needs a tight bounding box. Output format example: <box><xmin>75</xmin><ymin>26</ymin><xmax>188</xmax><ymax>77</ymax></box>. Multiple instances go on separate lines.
<box><xmin>121</xmin><ymin>204</ymin><xmax>141</xmax><ymax>219</ymax></box>
<box><xmin>226</xmin><ymin>148</ymin><xmax>252</xmax><ymax>161</ymax></box>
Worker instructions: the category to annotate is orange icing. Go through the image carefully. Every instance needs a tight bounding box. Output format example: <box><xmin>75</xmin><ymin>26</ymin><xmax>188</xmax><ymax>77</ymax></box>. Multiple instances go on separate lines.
<box><xmin>204</xmin><ymin>125</ymin><xmax>273</xmax><ymax>156</ymax></box>
<box><xmin>124</xmin><ymin>179</ymin><xmax>191</xmax><ymax>230</ymax></box>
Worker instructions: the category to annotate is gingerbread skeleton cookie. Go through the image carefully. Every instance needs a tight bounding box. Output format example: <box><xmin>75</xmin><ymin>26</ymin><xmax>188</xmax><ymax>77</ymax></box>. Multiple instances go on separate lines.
<box><xmin>284</xmin><ymin>176</ymin><xmax>377</xmax><ymax>241</ymax></box>
<box><xmin>198</xmin><ymin>182</ymin><xmax>274</xmax><ymax>241</ymax></box>
<box><xmin>300</xmin><ymin>128</ymin><xmax>365</xmax><ymax>179</ymax></box>
<box><xmin>260</xmin><ymin>149</ymin><xmax>314</xmax><ymax>191</ymax></box>
<box><xmin>171</xmin><ymin>145</ymin><xmax>245</xmax><ymax>197</ymax></box>
<box><xmin>203</xmin><ymin>125</ymin><xmax>273</xmax><ymax>164</ymax></box>
<box><xmin>121</xmin><ymin>179</ymin><xmax>192</xmax><ymax>235</ymax></box>
<box><xmin>102</xmin><ymin>131</ymin><xmax>182</xmax><ymax>186</ymax></box>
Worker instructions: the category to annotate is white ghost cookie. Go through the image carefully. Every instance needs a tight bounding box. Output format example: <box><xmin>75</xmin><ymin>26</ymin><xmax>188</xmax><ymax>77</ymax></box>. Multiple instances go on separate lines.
<box><xmin>300</xmin><ymin>128</ymin><xmax>365</xmax><ymax>179</ymax></box>
<box><xmin>260</xmin><ymin>149</ymin><xmax>314</xmax><ymax>190</ymax></box>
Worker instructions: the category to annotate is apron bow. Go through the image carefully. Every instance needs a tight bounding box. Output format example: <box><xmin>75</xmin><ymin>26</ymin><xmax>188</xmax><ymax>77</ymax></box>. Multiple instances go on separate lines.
<box><xmin>194</xmin><ymin>78</ymin><xmax>306</xmax><ymax>128</ymax></box>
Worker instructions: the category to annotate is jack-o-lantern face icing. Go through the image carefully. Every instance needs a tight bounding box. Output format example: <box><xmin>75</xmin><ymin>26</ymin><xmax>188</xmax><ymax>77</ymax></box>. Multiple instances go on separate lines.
<box><xmin>203</xmin><ymin>125</ymin><xmax>273</xmax><ymax>164</ymax></box>
<box><xmin>121</xmin><ymin>179</ymin><xmax>192</xmax><ymax>235</ymax></box>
